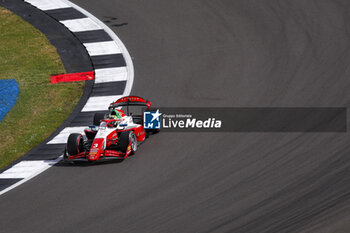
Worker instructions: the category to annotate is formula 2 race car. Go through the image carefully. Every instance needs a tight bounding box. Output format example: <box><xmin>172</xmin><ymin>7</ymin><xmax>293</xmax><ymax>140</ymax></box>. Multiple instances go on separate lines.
<box><xmin>63</xmin><ymin>96</ymin><xmax>158</xmax><ymax>163</ymax></box>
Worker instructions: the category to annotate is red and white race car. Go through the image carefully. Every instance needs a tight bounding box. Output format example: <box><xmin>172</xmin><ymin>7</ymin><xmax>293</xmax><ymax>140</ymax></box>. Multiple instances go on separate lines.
<box><xmin>63</xmin><ymin>96</ymin><xmax>158</xmax><ymax>163</ymax></box>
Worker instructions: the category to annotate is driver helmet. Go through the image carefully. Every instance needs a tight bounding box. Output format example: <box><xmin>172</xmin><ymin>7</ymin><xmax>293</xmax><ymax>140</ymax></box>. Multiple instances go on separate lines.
<box><xmin>109</xmin><ymin>109</ymin><xmax>122</xmax><ymax>120</ymax></box>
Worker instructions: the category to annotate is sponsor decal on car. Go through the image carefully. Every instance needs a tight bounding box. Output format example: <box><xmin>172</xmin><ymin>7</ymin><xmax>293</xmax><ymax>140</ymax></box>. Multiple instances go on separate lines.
<box><xmin>89</xmin><ymin>148</ymin><xmax>98</xmax><ymax>159</ymax></box>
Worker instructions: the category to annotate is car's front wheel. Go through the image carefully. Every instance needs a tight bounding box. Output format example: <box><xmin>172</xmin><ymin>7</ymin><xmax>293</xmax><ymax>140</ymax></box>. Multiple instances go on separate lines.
<box><xmin>66</xmin><ymin>133</ymin><xmax>84</xmax><ymax>156</ymax></box>
<box><xmin>119</xmin><ymin>131</ymin><xmax>137</xmax><ymax>155</ymax></box>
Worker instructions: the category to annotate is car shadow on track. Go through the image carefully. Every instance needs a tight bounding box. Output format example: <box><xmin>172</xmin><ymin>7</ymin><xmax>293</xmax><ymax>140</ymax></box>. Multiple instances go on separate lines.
<box><xmin>54</xmin><ymin>159</ymin><xmax>125</xmax><ymax>167</ymax></box>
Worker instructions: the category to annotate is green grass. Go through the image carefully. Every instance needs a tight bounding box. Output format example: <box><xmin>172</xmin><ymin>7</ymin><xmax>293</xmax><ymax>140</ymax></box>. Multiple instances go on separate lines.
<box><xmin>0</xmin><ymin>7</ymin><xmax>84</xmax><ymax>168</ymax></box>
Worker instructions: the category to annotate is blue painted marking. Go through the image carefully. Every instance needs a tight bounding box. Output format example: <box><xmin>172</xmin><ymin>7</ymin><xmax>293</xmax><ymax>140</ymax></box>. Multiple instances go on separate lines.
<box><xmin>0</xmin><ymin>79</ymin><xmax>19</xmax><ymax>122</ymax></box>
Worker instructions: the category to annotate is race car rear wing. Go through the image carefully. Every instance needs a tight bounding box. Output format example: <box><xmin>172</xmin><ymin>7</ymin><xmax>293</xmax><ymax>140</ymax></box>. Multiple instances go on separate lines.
<box><xmin>109</xmin><ymin>96</ymin><xmax>152</xmax><ymax>109</ymax></box>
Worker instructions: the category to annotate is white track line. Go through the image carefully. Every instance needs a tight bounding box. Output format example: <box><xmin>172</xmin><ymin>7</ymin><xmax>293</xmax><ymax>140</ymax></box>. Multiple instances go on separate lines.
<box><xmin>94</xmin><ymin>67</ymin><xmax>127</xmax><ymax>83</ymax></box>
<box><xmin>0</xmin><ymin>157</ymin><xmax>61</xmax><ymax>196</ymax></box>
<box><xmin>47</xmin><ymin>127</ymin><xmax>87</xmax><ymax>144</ymax></box>
<box><xmin>0</xmin><ymin>160</ymin><xmax>58</xmax><ymax>179</ymax></box>
<box><xmin>60</xmin><ymin>18</ymin><xmax>102</xmax><ymax>32</ymax></box>
<box><xmin>25</xmin><ymin>0</ymin><xmax>70</xmax><ymax>10</ymax></box>
<box><xmin>84</xmin><ymin>41</ymin><xmax>121</xmax><ymax>56</ymax></box>
<box><xmin>82</xmin><ymin>95</ymin><xmax>124</xmax><ymax>112</ymax></box>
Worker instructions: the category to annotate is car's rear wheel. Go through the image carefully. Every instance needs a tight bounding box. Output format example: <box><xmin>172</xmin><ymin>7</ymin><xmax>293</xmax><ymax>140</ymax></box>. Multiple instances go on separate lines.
<box><xmin>93</xmin><ymin>112</ymin><xmax>106</xmax><ymax>126</ymax></box>
<box><xmin>119</xmin><ymin>131</ymin><xmax>137</xmax><ymax>154</ymax></box>
<box><xmin>67</xmin><ymin>133</ymin><xmax>84</xmax><ymax>155</ymax></box>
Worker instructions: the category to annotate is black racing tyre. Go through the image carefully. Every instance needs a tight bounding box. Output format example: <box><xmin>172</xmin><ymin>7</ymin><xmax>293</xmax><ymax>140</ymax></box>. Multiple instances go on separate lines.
<box><xmin>93</xmin><ymin>112</ymin><xmax>106</xmax><ymax>126</ymax></box>
<box><xmin>63</xmin><ymin>148</ymin><xmax>69</xmax><ymax>162</ymax></box>
<box><xmin>67</xmin><ymin>133</ymin><xmax>84</xmax><ymax>155</ymax></box>
<box><xmin>119</xmin><ymin>131</ymin><xmax>137</xmax><ymax>154</ymax></box>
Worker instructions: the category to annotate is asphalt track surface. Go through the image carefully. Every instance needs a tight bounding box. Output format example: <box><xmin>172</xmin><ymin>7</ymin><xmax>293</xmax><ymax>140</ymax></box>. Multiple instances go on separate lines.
<box><xmin>2</xmin><ymin>1</ymin><xmax>350</xmax><ymax>232</ymax></box>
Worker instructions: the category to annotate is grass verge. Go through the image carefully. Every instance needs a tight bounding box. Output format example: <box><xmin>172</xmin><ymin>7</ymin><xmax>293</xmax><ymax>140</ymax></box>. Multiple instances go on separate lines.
<box><xmin>0</xmin><ymin>7</ymin><xmax>84</xmax><ymax>168</ymax></box>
